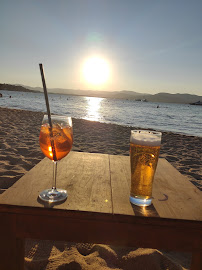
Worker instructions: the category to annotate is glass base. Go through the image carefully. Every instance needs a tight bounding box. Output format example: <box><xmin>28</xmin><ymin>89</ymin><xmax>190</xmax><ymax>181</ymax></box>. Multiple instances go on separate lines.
<box><xmin>130</xmin><ymin>195</ymin><xmax>152</xmax><ymax>207</ymax></box>
<box><xmin>39</xmin><ymin>188</ymin><xmax>67</xmax><ymax>203</ymax></box>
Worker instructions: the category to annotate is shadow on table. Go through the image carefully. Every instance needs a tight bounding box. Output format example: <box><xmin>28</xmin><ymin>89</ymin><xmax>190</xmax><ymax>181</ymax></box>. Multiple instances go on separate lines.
<box><xmin>37</xmin><ymin>196</ymin><xmax>67</xmax><ymax>208</ymax></box>
<box><xmin>130</xmin><ymin>203</ymin><xmax>159</xmax><ymax>217</ymax></box>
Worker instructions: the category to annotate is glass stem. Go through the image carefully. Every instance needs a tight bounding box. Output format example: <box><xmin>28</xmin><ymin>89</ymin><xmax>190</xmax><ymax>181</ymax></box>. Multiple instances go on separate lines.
<box><xmin>52</xmin><ymin>161</ymin><xmax>57</xmax><ymax>190</ymax></box>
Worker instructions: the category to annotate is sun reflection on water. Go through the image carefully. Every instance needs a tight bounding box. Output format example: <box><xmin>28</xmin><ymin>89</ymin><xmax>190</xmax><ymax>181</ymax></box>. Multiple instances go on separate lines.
<box><xmin>85</xmin><ymin>97</ymin><xmax>103</xmax><ymax>121</ymax></box>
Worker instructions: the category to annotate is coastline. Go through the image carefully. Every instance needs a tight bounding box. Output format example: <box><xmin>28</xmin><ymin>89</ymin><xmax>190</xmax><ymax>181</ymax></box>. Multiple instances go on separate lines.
<box><xmin>1</xmin><ymin>106</ymin><xmax>201</xmax><ymax>269</ymax></box>
<box><xmin>1</xmin><ymin>90</ymin><xmax>202</xmax><ymax>138</ymax></box>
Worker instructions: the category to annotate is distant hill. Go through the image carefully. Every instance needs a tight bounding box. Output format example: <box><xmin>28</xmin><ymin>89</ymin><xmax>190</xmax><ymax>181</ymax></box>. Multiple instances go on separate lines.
<box><xmin>140</xmin><ymin>92</ymin><xmax>202</xmax><ymax>104</ymax></box>
<box><xmin>0</xmin><ymin>83</ymin><xmax>40</xmax><ymax>93</ymax></box>
<box><xmin>1</xmin><ymin>83</ymin><xmax>201</xmax><ymax>104</ymax></box>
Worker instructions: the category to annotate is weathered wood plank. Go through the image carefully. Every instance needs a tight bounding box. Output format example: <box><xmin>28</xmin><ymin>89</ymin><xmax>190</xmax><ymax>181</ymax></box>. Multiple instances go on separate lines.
<box><xmin>109</xmin><ymin>154</ymin><xmax>134</xmax><ymax>215</ymax></box>
<box><xmin>153</xmin><ymin>159</ymin><xmax>202</xmax><ymax>220</ymax></box>
<box><xmin>0</xmin><ymin>152</ymin><xmax>112</xmax><ymax>214</ymax></box>
<box><xmin>59</xmin><ymin>151</ymin><xmax>112</xmax><ymax>213</ymax></box>
<box><xmin>0</xmin><ymin>157</ymin><xmax>52</xmax><ymax>207</ymax></box>
<box><xmin>110</xmin><ymin>155</ymin><xmax>202</xmax><ymax>220</ymax></box>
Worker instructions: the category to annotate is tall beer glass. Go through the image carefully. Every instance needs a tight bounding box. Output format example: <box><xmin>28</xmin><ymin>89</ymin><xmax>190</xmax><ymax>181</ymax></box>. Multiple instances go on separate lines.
<box><xmin>130</xmin><ymin>130</ymin><xmax>161</xmax><ymax>206</ymax></box>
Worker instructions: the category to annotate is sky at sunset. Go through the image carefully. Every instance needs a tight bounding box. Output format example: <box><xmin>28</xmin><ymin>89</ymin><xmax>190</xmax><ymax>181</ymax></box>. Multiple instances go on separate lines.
<box><xmin>1</xmin><ymin>0</ymin><xmax>202</xmax><ymax>95</ymax></box>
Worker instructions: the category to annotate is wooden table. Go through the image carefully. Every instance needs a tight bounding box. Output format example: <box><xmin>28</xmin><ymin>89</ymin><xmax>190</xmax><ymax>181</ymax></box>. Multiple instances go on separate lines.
<box><xmin>0</xmin><ymin>151</ymin><xmax>201</xmax><ymax>270</ymax></box>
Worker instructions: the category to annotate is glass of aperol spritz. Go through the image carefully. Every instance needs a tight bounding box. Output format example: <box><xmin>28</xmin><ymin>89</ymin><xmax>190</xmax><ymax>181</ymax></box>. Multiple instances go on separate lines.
<box><xmin>39</xmin><ymin>114</ymin><xmax>73</xmax><ymax>202</ymax></box>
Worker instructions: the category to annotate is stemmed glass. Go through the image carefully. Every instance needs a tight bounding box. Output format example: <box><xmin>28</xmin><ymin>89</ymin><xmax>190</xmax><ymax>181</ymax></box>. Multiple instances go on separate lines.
<box><xmin>39</xmin><ymin>114</ymin><xmax>73</xmax><ymax>202</ymax></box>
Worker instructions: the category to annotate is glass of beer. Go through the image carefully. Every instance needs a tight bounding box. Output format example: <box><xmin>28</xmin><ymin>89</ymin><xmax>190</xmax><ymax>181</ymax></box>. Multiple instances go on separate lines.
<box><xmin>130</xmin><ymin>130</ymin><xmax>161</xmax><ymax>206</ymax></box>
<box><xmin>39</xmin><ymin>114</ymin><xmax>73</xmax><ymax>202</ymax></box>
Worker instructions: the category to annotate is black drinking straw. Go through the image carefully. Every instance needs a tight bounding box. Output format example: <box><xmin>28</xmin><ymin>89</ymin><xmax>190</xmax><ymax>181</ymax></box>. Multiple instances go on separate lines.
<box><xmin>39</xmin><ymin>63</ymin><xmax>57</xmax><ymax>161</ymax></box>
<box><xmin>39</xmin><ymin>63</ymin><xmax>52</xmax><ymax>128</ymax></box>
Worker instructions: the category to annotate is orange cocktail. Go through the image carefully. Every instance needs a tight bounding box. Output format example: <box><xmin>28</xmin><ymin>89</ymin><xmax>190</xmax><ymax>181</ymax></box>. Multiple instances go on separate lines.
<box><xmin>38</xmin><ymin>114</ymin><xmax>73</xmax><ymax>203</ymax></box>
<box><xmin>39</xmin><ymin>123</ymin><xmax>73</xmax><ymax>161</ymax></box>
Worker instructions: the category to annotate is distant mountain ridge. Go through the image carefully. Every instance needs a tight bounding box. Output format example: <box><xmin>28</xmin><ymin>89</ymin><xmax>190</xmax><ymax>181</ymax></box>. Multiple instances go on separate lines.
<box><xmin>0</xmin><ymin>83</ymin><xmax>201</xmax><ymax>104</ymax></box>
<box><xmin>0</xmin><ymin>83</ymin><xmax>40</xmax><ymax>93</ymax></box>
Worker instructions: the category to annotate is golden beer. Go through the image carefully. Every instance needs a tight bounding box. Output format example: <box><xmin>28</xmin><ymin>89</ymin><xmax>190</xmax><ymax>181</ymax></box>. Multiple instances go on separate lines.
<box><xmin>130</xmin><ymin>130</ymin><xmax>161</xmax><ymax>206</ymax></box>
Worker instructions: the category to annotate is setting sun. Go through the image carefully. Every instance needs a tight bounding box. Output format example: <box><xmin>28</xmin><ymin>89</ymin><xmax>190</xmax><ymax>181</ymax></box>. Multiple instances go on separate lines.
<box><xmin>82</xmin><ymin>57</ymin><xmax>110</xmax><ymax>85</ymax></box>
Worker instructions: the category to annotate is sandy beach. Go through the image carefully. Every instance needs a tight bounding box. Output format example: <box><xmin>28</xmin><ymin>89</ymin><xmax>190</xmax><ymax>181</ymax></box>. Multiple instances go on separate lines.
<box><xmin>0</xmin><ymin>107</ymin><xmax>201</xmax><ymax>269</ymax></box>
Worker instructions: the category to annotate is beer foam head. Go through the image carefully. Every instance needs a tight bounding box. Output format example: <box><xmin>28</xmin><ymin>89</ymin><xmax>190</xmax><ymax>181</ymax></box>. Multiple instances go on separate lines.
<box><xmin>130</xmin><ymin>130</ymin><xmax>161</xmax><ymax>147</ymax></box>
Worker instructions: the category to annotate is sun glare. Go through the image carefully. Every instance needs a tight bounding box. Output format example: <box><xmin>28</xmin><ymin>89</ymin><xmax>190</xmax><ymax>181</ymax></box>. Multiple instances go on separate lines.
<box><xmin>85</xmin><ymin>96</ymin><xmax>103</xmax><ymax>121</ymax></box>
<box><xmin>82</xmin><ymin>57</ymin><xmax>110</xmax><ymax>85</ymax></box>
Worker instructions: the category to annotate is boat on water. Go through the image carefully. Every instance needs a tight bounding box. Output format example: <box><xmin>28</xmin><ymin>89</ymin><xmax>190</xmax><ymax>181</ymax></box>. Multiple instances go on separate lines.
<box><xmin>190</xmin><ymin>101</ymin><xmax>202</xmax><ymax>105</ymax></box>
<box><xmin>135</xmin><ymin>99</ymin><xmax>148</xmax><ymax>102</ymax></box>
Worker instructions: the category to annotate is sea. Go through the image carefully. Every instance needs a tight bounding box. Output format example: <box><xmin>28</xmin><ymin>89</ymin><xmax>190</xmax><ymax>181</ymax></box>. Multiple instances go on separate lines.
<box><xmin>0</xmin><ymin>90</ymin><xmax>201</xmax><ymax>137</ymax></box>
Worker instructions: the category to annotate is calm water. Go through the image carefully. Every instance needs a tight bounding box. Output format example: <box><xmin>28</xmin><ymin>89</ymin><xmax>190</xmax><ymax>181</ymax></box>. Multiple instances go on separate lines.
<box><xmin>0</xmin><ymin>90</ymin><xmax>201</xmax><ymax>137</ymax></box>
